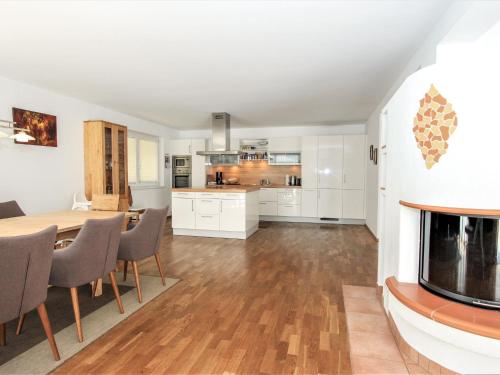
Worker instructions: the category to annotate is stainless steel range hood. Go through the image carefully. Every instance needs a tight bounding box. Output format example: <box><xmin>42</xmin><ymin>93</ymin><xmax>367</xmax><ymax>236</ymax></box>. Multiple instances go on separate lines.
<box><xmin>196</xmin><ymin>113</ymin><xmax>242</xmax><ymax>156</ymax></box>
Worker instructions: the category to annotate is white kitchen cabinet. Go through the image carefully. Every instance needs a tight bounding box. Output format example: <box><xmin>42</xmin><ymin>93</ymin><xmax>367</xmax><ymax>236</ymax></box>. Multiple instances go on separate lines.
<box><xmin>259</xmin><ymin>188</ymin><xmax>278</xmax><ymax>202</ymax></box>
<box><xmin>196</xmin><ymin>198</ymin><xmax>220</xmax><ymax>214</ymax></box>
<box><xmin>220</xmin><ymin>199</ymin><xmax>246</xmax><ymax>231</ymax></box>
<box><xmin>318</xmin><ymin>189</ymin><xmax>342</xmax><ymax>219</ymax></box>
<box><xmin>301</xmin><ymin>136</ymin><xmax>318</xmax><ymax>189</ymax></box>
<box><xmin>301</xmin><ymin>189</ymin><xmax>318</xmax><ymax>217</ymax></box>
<box><xmin>196</xmin><ymin>213</ymin><xmax>220</xmax><ymax>230</ymax></box>
<box><xmin>343</xmin><ymin>135</ymin><xmax>365</xmax><ymax>190</ymax></box>
<box><xmin>278</xmin><ymin>204</ymin><xmax>300</xmax><ymax>217</ymax></box>
<box><xmin>277</xmin><ymin>189</ymin><xmax>301</xmax><ymax>205</ymax></box>
<box><xmin>172</xmin><ymin>197</ymin><xmax>195</xmax><ymax>229</ymax></box>
<box><xmin>191</xmin><ymin>139</ymin><xmax>207</xmax><ymax>187</ymax></box>
<box><xmin>169</xmin><ymin>139</ymin><xmax>192</xmax><ymax>155</ymax></box>
<box><xmin>259</xmin><ymin>201</ymin><xmax>278</xmax><ymax>216</ymax></box>
<box><xmin>318</xmin><ymin>136</ymin><xmax>343</xmax><ymax>189</ymax></box>
<box><xmin>268</xmin><ymin>137</ymin><xmax>301</xmax><ymax>153</ymax></box>
<box><xmin>172</xmin><ymin>190</ymin><xmax>259</xmax><ymax>239</ymax></box>
<box><xmin>342</xmin><ymin>189</ymin><xmax>365</xmax><ymax>219</ymax></box>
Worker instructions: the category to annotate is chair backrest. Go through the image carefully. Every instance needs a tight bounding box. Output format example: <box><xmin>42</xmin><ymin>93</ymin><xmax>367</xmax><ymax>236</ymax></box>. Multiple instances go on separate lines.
<box><xmin>120</xmin><ymin>207</ymin><xmax>168</xmax><ymax>260</ymax></box>
<box><xmin>91</xmin><ymin>194</ymin><xmax>119</xmax><ymax>211</ymax></box>
<box><xmin>0</xmin><ymin>200</ymin><xmax>26</xmax><ymax>219</ymax></box>
<box><xmin>0</xmin><ymin>226</ymin><xmax>57</xmax><ymax>323</ymax></box>
<box><xmin>59</xmin><ymin>214</ymin><xmax>124</xmax><ymax>285</ymax></box>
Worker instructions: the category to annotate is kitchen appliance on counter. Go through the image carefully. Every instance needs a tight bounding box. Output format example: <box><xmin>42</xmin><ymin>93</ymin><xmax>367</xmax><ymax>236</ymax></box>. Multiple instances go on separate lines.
<box><xmin>172</xmin><ymin>155</ymin><xmax>192</xmax><ymax>188</ymax></box>
<box><xmin>216</xmin><ymin>171</ymin><xmax>223</xmax><ymax>185</ymax></box>
<box><xmin>285</xmin><ymin>175</ymin><xmax>301</xmax><ymax>186</ymax></box>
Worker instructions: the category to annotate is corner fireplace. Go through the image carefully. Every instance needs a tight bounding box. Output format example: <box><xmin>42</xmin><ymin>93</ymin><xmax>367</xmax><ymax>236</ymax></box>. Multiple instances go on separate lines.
<box><xmin>419</xmin><ymin>210</ymin><xmax>500</xmax><ymax>309</ymax></box>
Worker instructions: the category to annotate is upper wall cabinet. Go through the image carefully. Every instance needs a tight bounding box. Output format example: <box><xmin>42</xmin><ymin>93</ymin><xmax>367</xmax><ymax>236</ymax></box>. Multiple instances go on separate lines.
<box><xmin>318</xmin><ymin>135</ymin><xmax>343</xmax><ymax>189</ymax></box>
<box><xmin>342</xmin><ymin>135</ymin><xmax>366</xmax><ymax>190</ymax></box>
<box><xmin>268</xmin><ymin>137</ymin><xmax>301</xmax><ymax>153</ymax></box>
<box><xmin>170</xmin><ymin>139</ymin><xmax>193</xmax><ymax>155</ymax></box>
<box><xmin>84</xmin><ymin>120</ymin><xmax>129</xmax><ymax>211</ymax></box>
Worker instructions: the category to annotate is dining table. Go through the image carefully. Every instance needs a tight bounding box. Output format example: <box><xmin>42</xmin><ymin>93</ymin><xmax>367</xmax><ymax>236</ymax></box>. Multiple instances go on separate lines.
<box><xmin>0</xmin><ymin>210</ymin><xmax>138</xmax><ymax>296</ymax></box>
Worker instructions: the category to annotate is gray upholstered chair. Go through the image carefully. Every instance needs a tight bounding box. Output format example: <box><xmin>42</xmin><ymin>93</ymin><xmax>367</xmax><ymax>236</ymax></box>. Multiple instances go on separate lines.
<box><xmin>118</xmin><ymin>207</ymin><xmax>168</xmax><ymax>303</ymax></box>
<box><xmin>0</xmin><ymin>200</ymin><xmax>25</xmax><ymax>219</ymax></box>
<box><xmin>48</xmin><ymin>214</ymin><xmax>125</xmax><ymax>342</ymax></box>
<box><xmin>0</xmin><ymin>226</ymin><xmax>60</xmax><ymax>361</ymax></box>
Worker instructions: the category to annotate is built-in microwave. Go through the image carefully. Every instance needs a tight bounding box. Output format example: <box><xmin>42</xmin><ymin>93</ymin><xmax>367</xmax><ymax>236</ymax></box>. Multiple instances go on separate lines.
<box><xmin>173</xmin><ymin>156</ymin><xmax>191</xmax><ymax>168</ymax></box>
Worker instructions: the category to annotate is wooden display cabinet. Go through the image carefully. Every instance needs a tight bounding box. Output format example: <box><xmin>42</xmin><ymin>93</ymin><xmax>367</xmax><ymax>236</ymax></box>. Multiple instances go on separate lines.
<box><xmin>84</xmin><ymin>120</ymin><xmax>129</xmax><ymax>211</ymax></box>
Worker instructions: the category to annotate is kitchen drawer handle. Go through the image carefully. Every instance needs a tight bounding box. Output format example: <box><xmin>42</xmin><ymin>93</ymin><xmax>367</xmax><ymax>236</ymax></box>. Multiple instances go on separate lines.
<box><xmin>200</xmin><ymin>215</ymin><xmax>213</xmax><ymax>218</ymax></box>
<box><xmin>200</xmin><ymin>199</ymin><xmax>214</xmax><ymax>202</ymax></box>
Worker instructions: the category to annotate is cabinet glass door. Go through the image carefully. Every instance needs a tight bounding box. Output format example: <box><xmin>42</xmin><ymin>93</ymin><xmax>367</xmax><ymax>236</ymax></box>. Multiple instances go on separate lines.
<box><xmin>117</xmin><ymin>128</ymin><xmax>127</xmax><ymax>195</ymax></box>
<box><xmin>104</xmin><ymin>126</ymin><xmax>113</xmax><ymax>194</ymax></box>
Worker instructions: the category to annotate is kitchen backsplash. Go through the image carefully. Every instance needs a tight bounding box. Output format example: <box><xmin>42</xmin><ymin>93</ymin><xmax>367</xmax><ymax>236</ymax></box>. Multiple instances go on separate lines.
<box><xmin>206</xmin><ymin>160</ymin><xmax>301</xmax><ymax>185</ymax></box>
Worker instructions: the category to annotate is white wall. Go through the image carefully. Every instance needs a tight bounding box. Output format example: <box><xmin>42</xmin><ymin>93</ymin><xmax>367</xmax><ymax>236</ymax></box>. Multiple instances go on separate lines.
<box><xmin>0</xmin><ymin>76</ymin><xmax>179</xmax><ymax>214</ymax></box>
<box><xmin>365</xmin><ymin>1</ymin><xmax>476</xmax><ymax>237</ymax></box>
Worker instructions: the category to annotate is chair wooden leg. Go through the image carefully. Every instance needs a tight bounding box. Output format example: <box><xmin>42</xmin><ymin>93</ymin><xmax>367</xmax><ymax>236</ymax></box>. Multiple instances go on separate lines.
<box><xmin>16</xmin><ymin>314</ymin><xmax>26</xmax><ymax>335</ymax></box>
<box><xmin>132</xmin><ymin>261</ymin><xmax>143</xmax><ymax>303</ymax></box>
<box><xmin>70</xmin><ymin>287</ymin><xmax>83</xmax><ymax>342</ymax></box>
<box><xmin>0</xmin><ymin>323</ymin><xmax>5</xmax><ymax>346</ymax></box>
<box><xmin>91</xmin><ymin>280</ymin><xmax>98</xmax><ymax>299</ymax></box>
<box><xmin>36</xmin><ymin>303</ymin><xmax>60</xmax><ymax>361</ymax></box>
<box><xmin>154</xmin><ymin>252</ymin><xmax>166</xmax><ymax>286</ymax></box>
<box><xmin>123</xmin><ymin>260</ymin><xmax>128</xmax><ymax>281</ymax></box>
<box><xmin>109</xmin><ymin>272</ymin><xmax>124</xmax><ymax>314</ymax></box>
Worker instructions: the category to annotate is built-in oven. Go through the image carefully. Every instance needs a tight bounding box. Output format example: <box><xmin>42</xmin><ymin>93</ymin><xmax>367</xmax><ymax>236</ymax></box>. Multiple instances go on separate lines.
<box><xmin>173</xmin><ymin>156</ymin><xmax>191</xmax><ymax>168</ymax></box>
<box><xmin>172</xmin><ymin>157</ymin><xmax>192</xmax><ymax>188</ymax></box>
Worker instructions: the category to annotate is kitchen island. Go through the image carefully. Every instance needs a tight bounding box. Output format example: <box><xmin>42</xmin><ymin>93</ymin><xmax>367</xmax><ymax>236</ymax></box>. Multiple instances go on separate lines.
<box><xmin>171</xmin><ymin>186</ymin><xmax>260</xmax><ymax>239</ymax></box>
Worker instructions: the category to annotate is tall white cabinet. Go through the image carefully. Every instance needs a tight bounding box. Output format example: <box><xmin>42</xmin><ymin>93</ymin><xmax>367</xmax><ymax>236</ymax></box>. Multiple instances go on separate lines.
<box><xmin>300</xmin><ymin>134</ymin><xmax>366</xmax><ymax>220</ymax></box>
<box><xmin>169</xmin><ymin>138</ymin><xmax>207</xmax><ymax>187</ymax></box>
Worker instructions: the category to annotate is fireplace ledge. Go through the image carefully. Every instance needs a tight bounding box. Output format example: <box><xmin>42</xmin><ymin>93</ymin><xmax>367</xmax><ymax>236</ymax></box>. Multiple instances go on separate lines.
<box><xmin>386</xmin><ymin>276</ymin><xmax>500</xmax><ymax>340</ymax></box>
<box><xmin>399</xmin><ymin>200</ymin><xmax>500</xmax><ymax>216</ymax></box>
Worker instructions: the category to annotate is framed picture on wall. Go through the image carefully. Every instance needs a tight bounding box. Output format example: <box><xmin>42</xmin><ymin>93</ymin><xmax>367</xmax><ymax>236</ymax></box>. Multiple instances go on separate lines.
<box><xmin>12</xmin><ymin>107</ymin><xmax>57</xmax><ymax>147</ymax></box>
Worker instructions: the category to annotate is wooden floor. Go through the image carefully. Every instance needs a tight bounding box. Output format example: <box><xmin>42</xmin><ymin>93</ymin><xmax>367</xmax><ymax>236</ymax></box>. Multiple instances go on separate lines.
<box><xmin>52</xmin><ymin>220</ymin><xmax>378</xmax><ymax>374</ymax></box>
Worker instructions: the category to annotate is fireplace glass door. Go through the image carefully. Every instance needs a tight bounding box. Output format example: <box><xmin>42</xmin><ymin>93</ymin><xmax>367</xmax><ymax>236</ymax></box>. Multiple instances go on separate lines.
<box><xmin>420</xmin><ymin>211</ymin><xmax>500</xmax><ymax>308</ymax></box>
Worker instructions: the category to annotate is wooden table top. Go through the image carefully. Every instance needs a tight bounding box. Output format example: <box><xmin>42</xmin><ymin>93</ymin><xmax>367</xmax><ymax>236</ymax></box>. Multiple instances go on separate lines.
<box><xmin>0</xmin><ymin>210</ymin><xmax>135</xmax><ymax>237</ymax></box>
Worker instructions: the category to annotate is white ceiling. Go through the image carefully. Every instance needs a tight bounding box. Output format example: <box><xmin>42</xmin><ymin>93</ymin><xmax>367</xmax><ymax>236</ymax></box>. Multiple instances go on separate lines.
<box><xmin>0</xmin><ymin>1</ymin><xmax>452</xmax><ymax>129</ymax></box>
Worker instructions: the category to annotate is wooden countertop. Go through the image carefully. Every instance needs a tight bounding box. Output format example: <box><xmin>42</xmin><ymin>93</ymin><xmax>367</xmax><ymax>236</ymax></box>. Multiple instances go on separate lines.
<box><xmin>172</xmin><ymin>186</ymin><xmax>261</xmax><ymax>193</ymax></box>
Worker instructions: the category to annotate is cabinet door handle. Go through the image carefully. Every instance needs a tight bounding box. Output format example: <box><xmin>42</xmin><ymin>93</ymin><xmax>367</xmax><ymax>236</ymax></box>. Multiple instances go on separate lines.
<box><xmin>344</xmin><ymin>174</ymin><xmax>346</xmax><ymax>184</ymax></box>
<box><xmin>189</xmin><ymin>144</ymin><xmax>192</xmax><ymax>154</ymax></box>
<box><xmin>191</xmin><ymin>200</ymin><xmax>194</xmax><ymax>211</ymax></box>
<box><xmin>220</xmin><ymin>202</ymin><xmax>223</xmax><ymax>213</ymax></box>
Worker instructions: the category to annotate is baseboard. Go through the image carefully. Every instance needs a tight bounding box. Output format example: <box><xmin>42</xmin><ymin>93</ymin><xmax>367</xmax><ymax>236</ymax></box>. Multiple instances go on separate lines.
<box><xmin>260</xmin><ymin>216</ymin><xmax>366</xmax><ymax>225</ymax></box>
<box><xmin>365</xmin><ymin>224</ymin><xmax>378</xmax><ymax>241</ymax></box>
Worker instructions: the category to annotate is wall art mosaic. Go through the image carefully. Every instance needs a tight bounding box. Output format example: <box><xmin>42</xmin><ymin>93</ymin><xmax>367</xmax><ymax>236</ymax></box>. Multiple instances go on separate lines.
<box><xmin>413</xmin><ymin>84</ymin><xmax>457</xmax><ymax>169</ymax></box>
